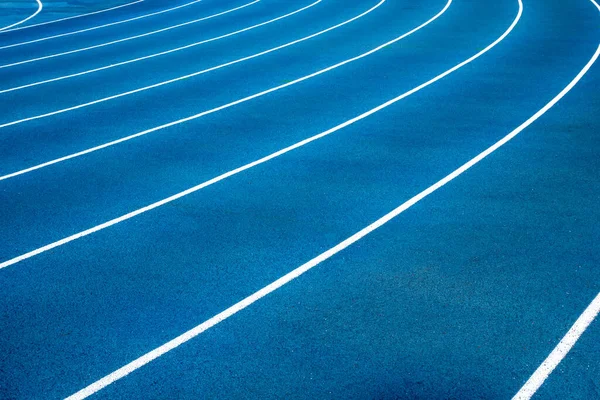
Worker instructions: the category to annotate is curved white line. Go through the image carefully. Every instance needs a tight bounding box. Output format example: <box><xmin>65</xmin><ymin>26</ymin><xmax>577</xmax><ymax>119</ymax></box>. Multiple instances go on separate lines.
<box><xmin>0</xmin><ymin>0</ymin><xmax>449</xmax><ymax>268</ymax></box>
<box><xmin>0</xmin><ymin>0</ymin><xmax>204</xmax><ymax>50</ymax></box>
<box><xmin>0</xmin><ymin>0</ymin><xmax>447</xmax><ymax>180</ymax></box>
<box><xmin>0</xmin><ymin>0</ymin><xmax>260</xmax><ymax>70</ymax></box>
<box><xmin>0</xmin><ymin>0</ymin><xmax>143</xmax><ymax>34</ymax></box>
<box><xmin>0</xmin><ymin>0</ymin><xmax>43</xmax><ymax>32</ymax></box>
<box><xmin>0</xmin><ymin>0</ymin><xmax>321</xmax><ymax>91</ymax></box>
<box><xmin>514</xmin><ymin>293</ymin><xmax>600</xmax><ymax>399</ymax></box>
<box><xmin>67</xmin><ymin>2</ymin><xmax>600</xmax><ymax>397</ymax></box>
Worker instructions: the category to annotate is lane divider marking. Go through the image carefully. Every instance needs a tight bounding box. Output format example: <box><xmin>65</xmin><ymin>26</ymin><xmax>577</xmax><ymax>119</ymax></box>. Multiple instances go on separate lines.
<box><xmin>513</xmin><ymin>292</ymin><xmax>600</xmax><ymax>399</ymax></box>
<box><xmin>0</xmin><ymin>0</ymin><xmax>43</xmax><ymax>32</ymax></box>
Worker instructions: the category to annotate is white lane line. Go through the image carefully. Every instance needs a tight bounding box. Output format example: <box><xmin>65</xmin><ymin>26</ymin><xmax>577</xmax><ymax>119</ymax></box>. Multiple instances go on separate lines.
<box><xmin>0</xmin><ymin>0</ymin><xmax>260</xmax><ymax>70</ymax></box>
<box><xmin>0</xmin><ymin>0</ymin><xmax>204</xmax><ymax>50</ymax></box>
<box><xmin>0</xmin><ymin>0</ymin><xmax>501</xmax><ymax>271</ymax></box>
<box><xmin>513</xmin><ymin>292</ymin><xmax>600</xmax><ymax>400</ymax></box>
<box><xmin>0</xmin><ymin>0</ymin><xmax>447</xmax><ymax>180</ymax></box>
<box><xmin>0</xmin><ymin>0</ymin><xmax>323</xmax><ymax>92</ymax></box>
<box><xmin>0</xmin><ymin>0</ymin><xmax>43</xmax><ymax>32</ymax></box>
<box><xmin>66</xmin><ymin>7</ymin><xmax>600</xmax><ymax>399</ymax></box>
<box><xmin>0</xmin><ymin>0</ymin><xmax>143</xmax><ymax>34</ymax></box>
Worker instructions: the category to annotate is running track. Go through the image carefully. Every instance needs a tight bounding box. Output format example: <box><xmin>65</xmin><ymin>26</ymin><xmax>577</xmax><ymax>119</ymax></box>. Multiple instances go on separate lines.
<box><xmin>0</xmin><ymin>0</ymin><xmax>598</xmax><ymax>398</ymax></box>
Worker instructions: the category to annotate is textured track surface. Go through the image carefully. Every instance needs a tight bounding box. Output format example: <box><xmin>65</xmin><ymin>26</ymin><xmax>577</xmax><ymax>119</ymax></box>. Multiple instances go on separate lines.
<box><xmin>0</xmin><ymin>0</ymin><xmax>598</xmax><ymax>398</ymax></box>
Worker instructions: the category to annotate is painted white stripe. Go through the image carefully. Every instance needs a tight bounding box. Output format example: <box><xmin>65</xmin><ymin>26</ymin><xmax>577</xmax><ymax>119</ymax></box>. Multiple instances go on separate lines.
<box><xmin>0</xmin><ymin>0</ymin><xmax>260</xmax><ymax>70</ymax></box>
<box><xmin>0</xmin><ymin>0</ymin><xmax>506</xmax><ymax>271</ymax></box>
<box><xmin>0</xmin><ymin>0</ymin><xmax>204</xmax><ymax>50</ymax></box>
<box><xmin>513</xmin><ymin>292</ymin><xmax>600</xmax><ymax>399</ymax></box>
<box><xmin>0</xmin><ymin>0</ymin><xmax>446</xmax><ymax>180</ymax></box>
<box><xmin>0</xmin><ymin>0</ymin><xmax>143</xmax><ymax>34</ymax></box>
<box><xmin>66</xmin><ymin>7</ymin><xmax>600</xmax><ymax>399</ymax></box>
<box><xmin>0</xmin><ymin>0</ymin><xmax>43</xmax><ymax>32</ymax></box>
<box><xmin>0</xmin><ymin>0</ymin><xmax>323</xmax><ymax>94</ymax></box>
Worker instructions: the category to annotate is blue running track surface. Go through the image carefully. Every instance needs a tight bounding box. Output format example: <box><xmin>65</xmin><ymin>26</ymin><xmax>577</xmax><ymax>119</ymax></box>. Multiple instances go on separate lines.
<box><xmin>0</xmin><ymin>0</ymin><xmax>598</xmax><ymax>398</ymax></box>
